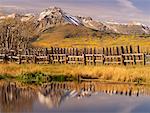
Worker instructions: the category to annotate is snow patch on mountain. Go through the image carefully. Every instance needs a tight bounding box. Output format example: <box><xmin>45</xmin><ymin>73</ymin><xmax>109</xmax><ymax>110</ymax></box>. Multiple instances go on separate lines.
<box><xmin>63</xmin><ymin>13</ymin><xmax>82</xmax><ymax>26</ymax></box>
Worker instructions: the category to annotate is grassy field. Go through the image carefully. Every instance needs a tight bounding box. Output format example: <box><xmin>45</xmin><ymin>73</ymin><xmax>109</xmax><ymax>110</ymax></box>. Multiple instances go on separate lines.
<box><xmin>33</xmin><ymin>35</ymin><xmax>150</xmax><ymax>48</ymax></box>
<box><xmin>0</xmin><ymin>63</ymin><xmax>150</xmax><ymax>84</ymax></box>
<box><xmin>32</xmin><ymin>25</ymin><xmax>150</xmax><ymax>49</ymax></box>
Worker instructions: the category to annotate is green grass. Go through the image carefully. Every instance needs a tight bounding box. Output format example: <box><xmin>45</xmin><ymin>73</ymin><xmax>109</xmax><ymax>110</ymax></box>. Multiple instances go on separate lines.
<box><xmin>0</xmin><ymin>74</ymin><xmax>14</xmax><ymax>80</ymax></box>
<box><xmin>18</xmin><ymin>72</ymin><xmax>77</xmax><ymax>85</ymax></box>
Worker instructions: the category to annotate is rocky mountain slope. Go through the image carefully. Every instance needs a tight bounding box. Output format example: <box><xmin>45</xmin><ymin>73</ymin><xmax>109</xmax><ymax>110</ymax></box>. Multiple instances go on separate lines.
<box><xmin>36</xmin><ymin>7</ymin><xmax>150</xmax><ymax>34</ymax></box>
<box><xmin>0</xmin><ymin>7</ymin><xmax>150</xmax><ymax>35</ymax></box>
<box><xmin>104</xmin><ymin>22</ymin><xmax>150</xmax><ymax>34</ymax></box>
<box><xmin>36</xmin><ymin>7</ymin><xmax>114</xmax><ymax>33</ymax></box>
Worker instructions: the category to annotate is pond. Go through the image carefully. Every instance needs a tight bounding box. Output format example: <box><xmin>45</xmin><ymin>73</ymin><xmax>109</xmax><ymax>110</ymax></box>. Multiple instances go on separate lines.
<box><xmin>0</xmin><ymin>81</ymin><xmax>150</xmax><ymax>113</ymax></box>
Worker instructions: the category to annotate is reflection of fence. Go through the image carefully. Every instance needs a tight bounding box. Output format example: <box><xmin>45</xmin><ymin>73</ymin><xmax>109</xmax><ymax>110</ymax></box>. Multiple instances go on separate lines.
<box><xmin>0</xmin><ymin>45</ymin><xmax>150</xmax><ymax>65</ymax></box>
<box><xmin>0</xmin><ymin>82</ymin><xmax>35</xmax><ymax>113</ymax></box>
<box><xmin>41</xmin><ymin>82</ymin><xmax>150</xmax><ymax>97</ymax></box>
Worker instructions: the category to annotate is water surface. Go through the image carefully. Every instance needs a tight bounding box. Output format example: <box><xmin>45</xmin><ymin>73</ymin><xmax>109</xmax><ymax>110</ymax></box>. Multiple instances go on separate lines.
<box><xmin>0</xmin><ymin>82</ymin><xmax>150</xmax><ymax>113</ymax></box>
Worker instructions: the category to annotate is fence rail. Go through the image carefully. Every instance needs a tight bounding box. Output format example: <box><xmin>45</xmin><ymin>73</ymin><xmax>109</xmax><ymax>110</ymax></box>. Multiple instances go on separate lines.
<box><xmin>0</xmin><ymin>45</ymin><xmax>150</xmax><ymax>65</ymax></box>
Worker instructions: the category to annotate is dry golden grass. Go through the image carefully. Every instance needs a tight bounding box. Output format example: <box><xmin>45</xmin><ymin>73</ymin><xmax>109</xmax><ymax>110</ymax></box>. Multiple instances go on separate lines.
<box><xmin>32</xmin><ymin>24</ymin><xmax>150</xmax><ymax>49</ymax></box>
<box><xmin>0</xmin><ymin>63</ymin><xmax>150</xmax><ymax>83</ymax></box>
<box><xmin>32</xmin><ymin>24</ymin><xmax>118</xmax><ymax>48</ymax></box>
<box><xmin>33</xmin><ymin>35</ymin><xmax>150</xmax><ymax>48</ymax></box>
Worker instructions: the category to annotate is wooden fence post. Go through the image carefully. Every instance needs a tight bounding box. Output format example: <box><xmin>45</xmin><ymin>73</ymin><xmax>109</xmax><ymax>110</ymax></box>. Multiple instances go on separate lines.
<box><xmin>19</xmin><ymin>55</ymin><xmax>22</xmax><ymax>64</ymax></box>
<box><xmin>121</xmin><ymin>46</ymin><xmax>124</xmax><ymax>54</ymax></box>
<box><xmin>83</xmin><ymin>48</ymin><xmax>86</xmax><ymax>65</ymax></box>
<box><xmin>93</xmin><ymin>54</ymin><xmax>96</xmax><ymax>65</ymax></box>
<box><xmin>133</xmin><ymin>55</ymin><xmax>136</xmax><ymax>65</ymax></box>
<box><xmin>34</xmin><ymin>55</ymin><xmax>37</xmax><ymax>64</ymax></box>
<box><xmin>110</xmin><ymin>47</ymin><xmax>112</xmax><ymax>55</ymax></box>
<box><xmin>58</xmin><ymin>55</ymin><xmax>60</xmax><ymax>64</ymax></box>
<box><xmin>121</xmin><ymin>55</ymin><xmax>125</xmax><ymax>65</ymax></box>
<box><xmin>137</xmin><ymin>45</ymin><xmax>141</xmax><ymax>61</ymax></box>
<box><xmin>94</xmin><ymin>48</ymin><xmax>96</xmax><ymax>54</ymax></box>
<box><xmin>102</xmin><ymin>54</ymin><xmax>105</xmax><ymax>65</ymax></box>
<box><xmin>103</xmin><ymin>47</ymin><xmax>105</xmax><ymax>55</ymax></box>
<box><xmin>126</xmin><ymin>46</ymin><xmax>129</xmax><ymax>54</ymax></box>
<box><xmin>116</xmin><ymin>46</ymin><xmax>119</xmax><ymax>55</ymax></box>
<box><xmin>106</xmin><ymin>47</ymin><xmax>109</xmax><ymax>56</ymax></box>
<box><xmin>51</xmin><ymin>47</ymin><xmax>53</xmax><ymax>54</ymax></box>
<box><xmin>137</xmin><ymin>45</ymin><xmax>140</xmax><ymax>53</ymax></box>
<box><xmin>51</xmin><ymin>54</ymin><xmax>54</xmax><ymax>64</ymax></box>
<box><xmin>65</xmin><ymin>54</ymin><xmax>68</xmax><ymax>64</ymax></box>
<box><xmin>143</xmin><ymin>54</ymin><xmax>146</xmax><ymax>65</ymax></box>
<box><xmin>120</xmin><ymin>46</ymin><xmax>125</xmax><ymax>65</ymax></box>
<box><xmin>47</xmin><ymin>54</ymin><xmax>50</xmax><ymax>64</ymax></box>
<box><xmin>130</xmin><ymin>45</ymin><xmax>133</xmax><ymax>53</ymax></box>
<box><xmin>45</xmin><ymin>48</ymin><xmax>48</xmax><ymax>56</ymax></box>
<box><xmin>26</xmin><ymin>56</ymin><xmax>29</xmax><ymax>63</ymax></box>
<box><xmin>76</xmin><ymin>48</ymin><xmax>78</xmax><ymax>56</ymax></box>
<box><xmin>4</xmin><ymin>54</ymin><xmax>7</xmax><ymax>64</ymax></box>
<box><xmin>73</xmin><ymin>48</ymin><xmax>75</xmax><ymax>55</ymax></box>
<box><xmin>63</xmin><ymin>48</ymin><xmax>66</xmax><ymax>54</ymax></box>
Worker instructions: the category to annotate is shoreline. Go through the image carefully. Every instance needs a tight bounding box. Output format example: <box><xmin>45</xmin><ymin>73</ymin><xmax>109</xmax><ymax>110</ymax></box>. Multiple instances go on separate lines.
<box><xmin>0</xmin><ymin>63</ymin><xmax>150</xmax><ymax>84</ymax></box>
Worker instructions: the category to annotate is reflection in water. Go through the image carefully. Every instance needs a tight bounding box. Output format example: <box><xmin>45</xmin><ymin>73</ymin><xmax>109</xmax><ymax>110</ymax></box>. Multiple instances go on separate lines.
<box><xmin>0</xmin><ymin>82</ymin><xmax>36</xmax><ymax>113</ymax></box>
<box><xmin>0</xmin><ymin>82</ymin><xmax>150</xmax><ymax>112</ymax></box>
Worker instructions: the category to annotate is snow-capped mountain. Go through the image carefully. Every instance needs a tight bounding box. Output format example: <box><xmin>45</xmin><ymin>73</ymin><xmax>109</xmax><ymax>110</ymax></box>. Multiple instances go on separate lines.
<box><xmin>78</xmin><ymin>16</ymin><xmax>110</xmax><ymax>31</ymax></box>
<box><xmin>36</xmin><ymin>7</ymin><xmax>150</xmax><ymax>34</ymax></box>
<box><xmin>36</xmin><ymin>7</ymin><xmax>116</xmax><ymax>33</ymax></box>
<box><xmin>36</xmin><ymin>7</ymin><xmax>83</xmax><ymax>32</ymax></box>
<box><xmin>38</xmin><ymin>7</ymin><xmax>82</xmax><ymax>26</ymax></box>
<box><xmin>0</xmin><ymin>13</ymin><xmax>35</xmax><ymax>22</ymax></box>
<box><xmin>104</xmin><ymin>21</ymin><xmax>150</xmax><ymax>34</ymax></box>
<box><xmin>0</xmin><ymin>7</ymin><xmax>150</xmax><ymax>34</ymax></box>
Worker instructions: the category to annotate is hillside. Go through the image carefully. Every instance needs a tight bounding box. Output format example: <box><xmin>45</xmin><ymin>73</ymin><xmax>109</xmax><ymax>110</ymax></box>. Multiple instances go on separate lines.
<box><xmin>32</xmin><ymin>24</ymin><xmax>118</xmax><ymax>48</ymax></box>
<box><xmin>32</xmin><ymin>24</ymin><xmax>150</xmax><ymax>48</ymax></box>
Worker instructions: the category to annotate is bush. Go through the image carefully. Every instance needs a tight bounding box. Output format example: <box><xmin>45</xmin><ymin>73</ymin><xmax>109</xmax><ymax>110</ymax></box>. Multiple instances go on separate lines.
<box><xmin>0</xmin><ymin>75</ymin><xmax>5</xmax><ymax>80</ymax></box>
<box><xmin>19</xmin><ymin>72</ymin><xmax>77</xmax><ymax>84</ymax></box>
<box><xmin>19</xmin><ymin>72</ymin><xmax>51</xmax><ymax>84</ymax></box>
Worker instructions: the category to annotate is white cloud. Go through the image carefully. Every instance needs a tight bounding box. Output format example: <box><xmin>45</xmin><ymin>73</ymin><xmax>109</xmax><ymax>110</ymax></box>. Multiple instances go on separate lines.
<box><xmin>116</xmin><ymin>0</ymin><xmax>141</xmax><ymax>13</ymax></box>
<box><xmin>115</xmin><ymin>0</ymin><xmax>150</xmax><ymax>25</ymax></box>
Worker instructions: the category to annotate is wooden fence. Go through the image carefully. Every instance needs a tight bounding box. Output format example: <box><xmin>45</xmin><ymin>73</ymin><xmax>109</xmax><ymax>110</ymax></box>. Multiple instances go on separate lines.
<box><xmin>0</xmin><ymin>45</ymin><xmax>150</xmax><ymax>65</ymax></box>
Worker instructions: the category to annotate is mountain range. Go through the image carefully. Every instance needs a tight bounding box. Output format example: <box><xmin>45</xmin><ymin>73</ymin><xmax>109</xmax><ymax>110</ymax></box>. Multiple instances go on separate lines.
<box><xmin>0</xmin><ymin>7</ymin><xmax>150</xmax><ymax>35</ymax></box>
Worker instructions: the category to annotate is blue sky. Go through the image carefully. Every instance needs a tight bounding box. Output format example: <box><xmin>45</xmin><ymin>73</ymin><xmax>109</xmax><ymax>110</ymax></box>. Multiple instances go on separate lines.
<box><xmin>0</xmin><ymin>0</ymin><xmax>150</xmax><ymax>25</ymax></box>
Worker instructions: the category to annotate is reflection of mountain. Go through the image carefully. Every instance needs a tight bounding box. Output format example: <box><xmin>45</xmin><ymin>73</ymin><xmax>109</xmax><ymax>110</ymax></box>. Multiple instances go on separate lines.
<box><xmin>0</xmin><ymin>82</ymin><xmax>36</xmax><ymax>113</ymax></box>
<box><xmin>38</xmin><ymin>89</ymin><xmax>67</xmax><ymax>109</ymax></box>
<box><xmin>37</xmin><ymin>82</ymin><xmax>150</xmax><ymax>109</ymax></box>
<box><xmin>38</xmin><ymin>83</ymin><xmax>95</xmax><ymax>109</ymax></box>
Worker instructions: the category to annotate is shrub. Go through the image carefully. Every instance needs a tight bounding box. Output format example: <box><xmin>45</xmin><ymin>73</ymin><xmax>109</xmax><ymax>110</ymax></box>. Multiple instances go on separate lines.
<box><xmin>19</xmin><ymin>72</ymin><xmax>50</xmax><ymax>84</ymax></box>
